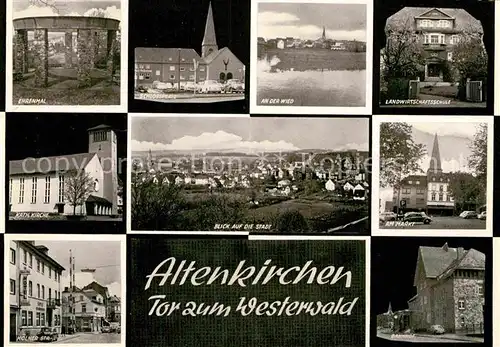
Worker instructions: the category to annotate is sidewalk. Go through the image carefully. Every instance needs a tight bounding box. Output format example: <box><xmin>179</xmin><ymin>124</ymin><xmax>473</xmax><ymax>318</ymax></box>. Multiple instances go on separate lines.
<box><xmin>56</xmin><ymin>333</ymin><xmax>85</xmax><ymax>343</ymax></box>
<box><xmin>414</xmin><ymin>333</ymin><xmax>484</xmax><ymax>343</ymax></box>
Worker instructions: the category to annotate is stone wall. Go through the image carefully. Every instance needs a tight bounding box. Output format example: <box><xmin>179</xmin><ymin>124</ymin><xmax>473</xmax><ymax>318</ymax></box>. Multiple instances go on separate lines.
<box><xmin>14</xmin><ymin>29</ymin><xmax>28</xmax><ymax>78</ymax></box>
<box><xmin>453</xmin><ymin>278</ymin><xmax>484</xmax><ymax>331</ymax></box>
<box><xmin>106</xmin><ymin>30</ymin><xmax>116</xmax><ymax>80</ymax></box>
<box><xmin>431</xmin><ymin>278</ymin><xmax>455</xmax><ymax>331</ymax></box>
<box><xmin>77</xmin><ymin>29</ymin><xmax>93</xmax><ymax>88</ymax></box>
<box><xmin>64</xmin><ymin>31</ymin><xmax>73</xmax><ymax>68</ymax></box>
<box><xmin>33</xmin><ymin>29</ymin><xmax>48</xmax><ymax>87</ymax></box>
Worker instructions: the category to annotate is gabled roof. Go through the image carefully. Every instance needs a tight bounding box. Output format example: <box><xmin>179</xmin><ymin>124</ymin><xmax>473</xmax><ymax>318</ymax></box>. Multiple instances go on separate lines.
<box><xmin>10</xmin><ymin>153</ymin><xmax>97</xmax><ymax>175</ymax></box>
<box><xmin>202</xmin><ymin>47</ymin><xmax>242</xmax><ymax>65</ymax></box>
<box><xmin>400</xmin><ymin>175</ymin><xmax>427</xmax><ymax>187</ymax></box>
<box><xmin>416</xmin><ymin>8</ymin><xmax>453</xmax><ymax>19</ymax></box>
<box><xmin>386</xmin><ymin>7</ymin><xmax>483</xmax><ymax>33</ymax></box>
<box><xmin>135</xmin><ymin>47</ymin><xmax>203</xmax><ymax>64</ymax></box>
<box><xmin>438</xmin><ymin>248</ymin><xmax>486</xmax><ymax>280</ymax></box>
<box><xmin>87</xmin><ymin>124</ymin><xmax>111</xmax><ymax>132</ymax></box>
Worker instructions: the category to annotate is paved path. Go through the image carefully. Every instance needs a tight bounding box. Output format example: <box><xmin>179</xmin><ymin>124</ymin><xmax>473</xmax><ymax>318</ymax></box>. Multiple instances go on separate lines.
<box><xmin>380</xmin><ymin>216</ymin><xmax>486</xmax><ymax>230</ymax></box>
<box><xmin>377</xmin><ymin>332</ymin><xmax>480</xmax><ymax>343</ymax></box>
<box><xmin>55</xmin><ymin>333</ymin><xmax>121</xmax><ymax>344</ymax></box>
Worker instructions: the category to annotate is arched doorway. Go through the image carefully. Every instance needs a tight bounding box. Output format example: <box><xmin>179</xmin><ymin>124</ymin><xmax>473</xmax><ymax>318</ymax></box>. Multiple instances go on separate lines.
<box><xmin>226</xmin><ymin>72</ymin><xmax>233</xmax><ymax>80</ymax></box>
<box><xmin>219</xmin><ymin>72</ymin><xmax>226</xmax><ymax>83</ymax></box>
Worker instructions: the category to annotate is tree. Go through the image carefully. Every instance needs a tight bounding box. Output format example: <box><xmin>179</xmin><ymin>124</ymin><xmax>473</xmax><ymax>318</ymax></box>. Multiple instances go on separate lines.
<box><xmin>275</xmin><ymin>210</ymin><xmax>310</xmax><ymax>233</ymax></box>
<box><xmin>379</xmin><ymin>122</ymin><xmax>426</xmax><ymax>188</ymax></box>
<box><xmin>468</xmin><ymin>123</ymin><xmax>488</xmax><ymax>184</ymax></box>
<box><xmin>447</xmin><ymin>172</ymin><xmax>486</xmax><ymax>212</ymax></box>
<box><xmin>29</xmin><ymin>0</ymin><xmax>59</xmax><ymax>13</ymax></box>
<box><xmin>64</xmin><ymin>170</ymin><xmax>95</xmax><ymax>215</ymax></box>
<box><xmin>304</xmin><ymin>179</ymin><xmax>323</xmax><ymax>195</ymax></box>
<box><xmin>381</xmin><ymin>19</ymin><xmax>426</xmax><ymax>81</ymax></box>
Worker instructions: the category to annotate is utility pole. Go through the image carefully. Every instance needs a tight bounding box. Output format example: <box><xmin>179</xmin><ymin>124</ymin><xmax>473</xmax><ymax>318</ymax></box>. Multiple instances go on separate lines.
<box><xmin>69</xmin><ymin>250</ymin><xmax>75</xmax><ymax>333</ymax></box>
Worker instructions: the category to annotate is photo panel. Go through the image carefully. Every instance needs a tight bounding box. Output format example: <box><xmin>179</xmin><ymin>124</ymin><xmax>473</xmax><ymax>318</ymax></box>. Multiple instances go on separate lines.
<box><xmin>1</xmin><ymin>112</ymin><xmax>5</xmax><ymax>233</ymax></box>
<box><xmin>128</xmin><ymin>0</ymin><xmax>250</xmax><ymax>114</ymax></box>
<box><xmin>373</xmin><ymin>0</ymin><xmax>495</xmax><ymax>115</ymax></box>
<box><xmin>129</xmin><ymin>114</ymin><xmax>370</xmax><ymax>234</ymax></box>
<box><xmin>371</xmin><ymin>236</ymin><xmax>492</xmax><ymax>347</ymax></box>
<box><xmin>5</xmin><ymin>113</ymin><xmax>127</xmax><ymax>234</ymax></box>
<box><xmin>4</xmin><ymin>233</ymin><xmax>126</xmax><ymax>346</ymax></box>
<box><xmin>371</xmin><ymin>115</ymin><xmax>493</xmax><ymax>237</ymax></box>
<box><xmin>493</xmin><ymin>238</ymin><xmax>500</xmax><ymax>347</ymax></box>
<box><xmin>128</xmin><ymin>234</ymin><xmax>369</xmax><ymax>347</ymax></box>
<box><xmin>250</xmin><ymin>0</ymin><xmax>373</xmax><ymax>115</ymax></box>
<box><xmin>6</xmin><ymin>0</ymin><xmax>128</xmax><ymax>112</ymax></box>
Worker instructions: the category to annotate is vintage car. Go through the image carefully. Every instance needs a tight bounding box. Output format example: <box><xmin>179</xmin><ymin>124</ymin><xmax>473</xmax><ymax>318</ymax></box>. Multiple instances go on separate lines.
<box><xmin>478</xmin><ymin>211</ymin><xmax>487</xmax><ymax>220</ymax></box>
<box><xmin>402</xmin><ymin>212</ymin><xmax>432</xmax><ymax>224</ymax></box>
<box><xmin>101</xmin><ymin>326</ymin><xmax>112</xmax><ymax>333</ymax></box>
<box><xmin>223</xmin><ymin>79</ymin><xmax>245</xmax><ymax>93</ymax></box>
<box><xmin>428</xmin><ymin>324</ymin><xmax>445</xmax><ymax>335</ymax></box>
<box><xmin>459</xmin><ymin>211</ymin><xmax>478</xmax><ymax>219</ymax></box>
<box><xmin>379</xmin><ymin>212</ymin><xmax>397</xmax><ymax>222</ymax></box>
<box><xmin>36</xmin><ymin>327</ymin><xmax>58</xmax><ymax>342</ymax></box>
<box><xmin>198</xmin><ymin>80</ymin><xmax>223</xmax><ymax>93</ymax></box>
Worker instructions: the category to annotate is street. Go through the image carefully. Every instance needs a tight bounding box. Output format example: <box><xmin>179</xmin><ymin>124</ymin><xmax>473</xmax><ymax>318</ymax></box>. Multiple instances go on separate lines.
<box><xmin>55</xmin><ymin>333</ymin><xmax>121</xmax><ymax>344</ymax></box>
<box><xmin>381</xmin><ymin>216</ymin><xmax>486</xmax><ymax>229</ymax></box>
<box><xmin>135</xmin><ymin>93</ymin><xmax>244</xmax><ymax>103</ymax></box>
<box><xmin>377</xmin><ymin>332</ymin><xmax>479</xmax><ymax>343</ymax></box>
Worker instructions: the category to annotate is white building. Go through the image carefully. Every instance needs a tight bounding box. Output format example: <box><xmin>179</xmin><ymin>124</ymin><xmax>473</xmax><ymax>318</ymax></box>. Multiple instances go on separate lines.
<box><xmin>9</xmin><ymin>241</ymin><xmax>65</xmax><ymax>341</ymax></box>
<box><xmin>325</xmin><ymin>179</ymin><xmax>336</xmax><ymax>191</ymax></box>
<box><xmin>9</xmin><ymin>125</ymin><xmax>119</xmax><ymax>216</ymax></box>
<box><xmin>62</xmin><ymin>287</ymin><xmax>106</xmax><ymax>332</ymax></box>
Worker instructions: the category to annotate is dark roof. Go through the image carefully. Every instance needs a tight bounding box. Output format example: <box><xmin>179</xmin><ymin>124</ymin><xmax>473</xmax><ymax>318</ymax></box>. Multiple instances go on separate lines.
<box><xmin>418</xmin><ymin>244</ymin><xmax>485</xmax><ymax>280</ymax></box>
<box><xmin>400</xmin><ymin>175</ymin><xmax>427</xmax><ymax>186</ymax></box>
<box><xmin>10</xmin><ymin>153</ymin><xmax>97</xmax><ymax>175</ymax></box>
<box><xmin>386</xmin><ymin>7</ymin><xmax>483</xmax><ymax>33</ymax></box>
<box><xmin>135</xmin><ymin>47</ymin><xmax>203</xmax><ymax>64</ymax></box>
<box><xmin>87</xmin><ymin>195</ymin><xmax>112</xmax><ymax>205</ymax></box>
<box><xmin>87</xmin><ymin>124</ymin><xmax>111</xmax><ymax>132</ymax></box>
<box><xmin>19</xmin><ymin>241</ymin><xmax>65</xmax><ymax>271</ymax></box>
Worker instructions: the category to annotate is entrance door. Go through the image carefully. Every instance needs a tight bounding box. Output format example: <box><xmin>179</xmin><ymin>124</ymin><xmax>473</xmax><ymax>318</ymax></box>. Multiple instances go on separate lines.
<box><xmin>85</xmin><ymin>202</ymin><xmax>95</xmax><ymax>216</ymax></box>
<box><xmin>10</xmin><ymin>313</ymin><xmax>16</xmax><ymax>341</ymax></box>
<box><xmin>57</xmin><ymin>204</ymin><xmax>64</xmax><ymax>214</ymax></box>
<box><xmin>428</xmin><ymin>64</ymin><xmax>440</xmax><ymax>77</ymax></box>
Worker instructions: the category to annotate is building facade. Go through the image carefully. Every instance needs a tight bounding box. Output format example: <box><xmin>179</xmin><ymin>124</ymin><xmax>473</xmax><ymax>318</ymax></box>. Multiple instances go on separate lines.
<box><xmin>386</xmin><ymin>7</ymin><xmax>484</xmax><ymax>81</ymax></box>
<box><xmin>391</xmin><ymin>133</ymin><xmax>455</xmax><ymax>215</ymax></box>
<box><xmin>62</xmin><ymin>287</ymin><xmax>106</xmax><ymax>332</ymax></box>
<box><xmin>135</xmin><ymin>2</ymin><xmax>245</xmax><ymax>87</ymax></box>
<box><xmin>108</xmin><ymin>296</ymin><xmax>121</xmax><ymax>323</ymax></box>
<box><xmin>9</xmin><ymin>125</ymin><xmax>119</xmax><ymax>216</ymax></box>
<box><xmin>407</xmin><ymin>243</ymin><xmax>485</xmax><ymax>333</ymax></box>
<box><xmin>9</xmin><ymin>241</ymin><xmax>65</xmax><ymax>341</ymax></box>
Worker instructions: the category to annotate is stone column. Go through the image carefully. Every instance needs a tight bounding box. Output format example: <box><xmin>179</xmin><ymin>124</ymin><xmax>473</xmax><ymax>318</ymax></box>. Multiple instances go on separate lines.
<box><xmin>77</xmin><ymin>29</ymin><xmax>93</xmax><ymax>88</ymax></box>
<box><xmin>106</xmin><ymin>30</ymin><xmax>116</xmax><ymax>80</ymax></box>
<box><xmin>91</xmin><ymin>30</ymin><xmax>98</xmax><ymax>67</ymax></box>
<box><xmin>14</xmin><ymin>29</ymin><xmax>28</xmax><ymax>77</ymax></box>
<box><xmin>33</xmin><ymin>28</ymin><xmax>49</xmax><ymax>87</ymax></box>
<box><xmin>64</xmin><ymin>30</ymin><xmax>73</xmax><ymax>68</ymax></box>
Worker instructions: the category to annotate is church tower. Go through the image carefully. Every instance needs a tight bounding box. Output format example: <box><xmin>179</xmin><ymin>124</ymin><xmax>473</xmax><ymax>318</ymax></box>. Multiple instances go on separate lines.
<box><xmin>202</xmin><ymin>2</ymin><xmax>218</xmax><ymax>58</ymax></box>
<box><xmin>427</xmin><ymin>133</ymin><xmax>443</xmax><ymax>175</ymax></box>
<box><xmin>87</xmin><ymin>124</ymin><xmax>118</xmax><ymax>215</ymax></box>
<box><xmin>322</xmin><ymin>26</ymin><xmax>326</xmax><ymax>40</ymax></box>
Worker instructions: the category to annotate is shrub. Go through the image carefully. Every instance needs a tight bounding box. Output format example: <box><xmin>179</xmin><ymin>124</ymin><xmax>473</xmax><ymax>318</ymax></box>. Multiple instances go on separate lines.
<box><xmin>386</xmin><ymin>78</ymin><xmax>409</xmax><ymax>100</ymax></box>
<box><xmin>275</xmin><ymin>210</ymin><xmax>310</xmax><ymax>233</ymax></box>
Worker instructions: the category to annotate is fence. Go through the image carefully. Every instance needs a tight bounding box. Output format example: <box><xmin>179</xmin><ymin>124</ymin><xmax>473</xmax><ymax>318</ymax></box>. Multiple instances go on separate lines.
<box><xmin>456</xmin><ymin>323</ymin><xmax>484</xmax><ymax>336</ymax></box>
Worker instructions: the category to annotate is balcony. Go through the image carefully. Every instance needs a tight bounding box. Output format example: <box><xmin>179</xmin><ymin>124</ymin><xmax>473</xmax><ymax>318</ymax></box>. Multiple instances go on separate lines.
<box><xmin>423</xmin><ymin>43</ymin><xmax>447</xmax><ymax>51</ymax></box>
<box><xmin>47</xmin><ymin>298</ymin><xmax>61</xmax><ymax>308</ymax></box>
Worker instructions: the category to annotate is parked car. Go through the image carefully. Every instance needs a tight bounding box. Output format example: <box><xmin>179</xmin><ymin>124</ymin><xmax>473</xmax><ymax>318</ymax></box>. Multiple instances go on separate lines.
<box><xmin>428</xmin><ymin>324</ymin><xmax>445</xmax><ymax>335</ymax></box>
<box><xmin>181</xmin><ymin>81</ymin><xmax>197</xmax><ymax>91</ymax></box>
<box><xmin>110</xmin><ymin>323</ymin><xmax>121</xmax><ymax>333</ymax></box>
<box><xmin>478</xmin><ymin>211</ymin><xmax>487</xmax><ymax>220</ymax></box>
<box><xmin>224</xmin><ymin>79</ymin><xmax>245</xmax><ymax>93</ymax></box>
<box><xmin>199</xmin><ymin>80</ymin><xmax>223</xmax><ymax>93</ymax></box>
<box><xmin>101</xmin><ymin>326</ymin><xmax>112</xmax><ymax>333</ymax></box>
<box><xmin>37</xmin><ymin>327</ymin><xmax>58</xmax><ymax>342</ymax></box>
<box><xmin>136</xmin><ymin>85</ymin><xmax>148</xmax><ymax>93</ymax></box>
<box><xmin>460</xmin><ymin>211</ymin><xmax>477</xmax><ymax>219</ymax></box>
<box><xmin>403</xmin><ymin>212</ymin><xmax>432</xmax><ymax>224</ymax></box>
<box><xmin>152</xmin><ymin>80</ymin><xmax>170</xmax><ymax>90</ymax></box>
<box><xmin>379</xmin><ymin>212</ymin><xmax>397</xmax><ymax>222</ymax></box>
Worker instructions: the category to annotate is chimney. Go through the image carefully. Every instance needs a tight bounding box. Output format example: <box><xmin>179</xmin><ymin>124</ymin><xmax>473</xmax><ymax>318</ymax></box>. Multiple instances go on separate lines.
<box><xmin>36</xmin><ymin>245</ymin><xmax>49</xmax><ymax>254</ymax></box>
<box><xmin>442</xmin><ymin>242</ymin><xmax>449</xmax><ymax>252</ymax></box>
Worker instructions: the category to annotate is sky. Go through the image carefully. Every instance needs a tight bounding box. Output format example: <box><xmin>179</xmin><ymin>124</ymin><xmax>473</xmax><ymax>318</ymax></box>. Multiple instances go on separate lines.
<box><xmin>36</xmin><ymin>240</ymin><xmax>122</xmax><ymax>297</ymax></box>
<box><xmin>131</xmin><ymin>117</ymin><xmax>369</xmax><ymax>152</ymax></box>
<box><xmin>13</xmin><ymin>0</ymin><xmax>120</xmax><ymax>20</ymax></box>
<box><xmin>379</xmin><ymin>121</ymin><xmax>486</xmax><ymax>207</ymax></box>
<box><xmin>258</xmin><ymin>3</ymin><xmax>366</xmax><ymax>41</ymax></box>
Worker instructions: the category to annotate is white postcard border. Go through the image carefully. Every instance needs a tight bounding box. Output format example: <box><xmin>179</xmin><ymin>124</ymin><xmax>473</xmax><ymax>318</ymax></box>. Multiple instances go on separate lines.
<box><xmin>249</xmin><ymin>0</ymin><xmax>373</xmax><ymax>115</ymax></box>
<box><xmin>5</xmin><ymin>0</ymin><xmax>129</xmax><ymax>113</ymax></box>
<box><xmin>371</xmin><ymin>115</ymin><xmax>494</xmax><ymax>237</ymax></box>
<box><xmin>0</xmin><ymin>112</ymin><xmax>5</xmax><ymax>233</ymax></box>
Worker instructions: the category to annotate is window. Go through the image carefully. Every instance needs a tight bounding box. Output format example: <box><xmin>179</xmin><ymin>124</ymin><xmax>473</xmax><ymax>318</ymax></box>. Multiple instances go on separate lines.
<box><xmin>58</xmin><ymin>175</ymin><xmax>65</xmax><ymax>203</ymax></box>
<box><xmin>19</xmin><ymin>178</ymin><xmax>25</xmax><ymax>204</ymax></box>
<box><xmin>170</xmin><ymin>74</ymin><xmax>175</xmax><ymax>80</ymax></box>
<box><xmin>31</xmin><ymin>177</ymin><xmax>37</xmax><ymax>204</ymax></box>
<box><xmin>439</xmin><ymin>194</ymin><xmax>443</xmax><ymax>201</ymax></box>
<box><xmin>189</xmin><ymin>75</ymin><xmax>195</xmax><ymax>80</ymax></box>
<box><xmin>458</xmin><ymin>299</ymin><xmax>465</xmax><ymax>310</ymax></box>
<box><xmin>23</xmin><ymin>249</ymin><xmax>27</xmax><ymax>264</ymax></box>
<box><xmin>29</xmin><ymin>253</ymin><xmax>33</xmax><ymax>268</ymax></box>
<box><xmin>180</xmin><ymin>67</ymin><xmax>185</xmax><ymax>72</ymax></box>
<box><xmin>93</xmin><ymin>131</ymin><xmax>108</xmax><ymax>142</ymax></box>
<box><xmin>424</xmin><ymin>296</ymin><xmax>428</xmax><ymax>305</ymax></box>
<box><xmin>447</xmin><ymin>195</ymin><xmax>452</xmax><ymax>201</ymax></box>
<box><xmin>10</xmin><ymin>248</ymin><xmax>15</xmax><ymax>264</ymax></box>
<box><xmin>402</xmin><ymin>188</ymin><xmax>411</xmax><ymax>194</ymax></box>
<box><xmin>44</xmin><ymin>176</ymin><xmax>50</xmax><ymax>203</ymax></box>
<box><xmin>408</xmin><ymin>180</ymin><xmax>413</xmax><ymax>184</ymax></box>
<box><xmin>139</xmin><ymin>64</ymin><xmax>144</xmax><ymax>69</ymax></box>
<box><xmin>476</xmin><ymin>285</ymin><xmax>484</xmax><ymax>296</ymax></box>
<box><xmin>29</xmin><ymin>281</ymin><xmax>32</xmax><ymax>296</ymax></box>
<box><xmin>28</xmin><ymin>312</ymin><xmax>33</xmax><ymax>326</ymax></box>
<box><xmin>181</xmin><ymin>58</ymin><xmax>185</xmax><ymax>62</ymax></box>
<box><xmin>37</xmin><ymin>284</ymin><xmax>40</xmax><ymax>298</ymax></box>
<box><xmin>80</xmin><ymin>295</ymin><xmax>84</xmax><ymax>301</ymax></box>
<box><xmin>189</xmin><ymin>67</ymin><xmax>195</xmax><ymax>71</ymax></box>
<box><xmin>37</xmin><ymin>259</ymin><xmax>40</xmax><ymax>272</ymax></box>
<box><xmin>155</xmin><ymin>70</ymin><xmax>160</xmax><ymax>76</ymax></box>
<box><xmin>10</xmin><ymin>279</ymin><xmax>15</xmax><ymax>294</ymax></box>
<box><xmin>426</xmin><ymin>312</ymin><xmax>431</xmax><ymax>323</ymax></box>
<box><xmin>36</xmin><ymin>312</ymin><xmax>40</xmax><ymax>326</ymax></box>
<box><xmin>447</xmin><ymin>52</ymin><xmax>453</xmax><ymax>61</ymax></box>
<box><xmin>41</xmin><ymin>313</ymin><xmax>45</xmax><ymax>326</ymax></box>
<box><xmin>416</xmin><ymin>180</ymin><xmax>420</xmax><ymax>185</ymax></box>
<box><xmin>200</xmin><ymin>67</ymin><xmax>205</xmax><ymax>72</ymax></box>
<box><xmin>82</xmin><ymin>304</ymin><xmax>87</xmax><ymax>313</ymax></box>
<box><xmin>22</xmin><ymin>311</ymin><xmax>27</xmax><ymax>326</ymax></box>
<box><xmin>417</xmin><ymin>189</ymin><xmax>425</xmax><ymax>195</ymax></box>
<box><xmin>431</xmin><ymin>193</ymin><xmax>436</xmax><ymax>201</ymax></box>
<box><xmin>144</xmin><ymin>72</ymin><xmax>151</xmax><ymax>80</ymax></box>
<box><xmin>42</xmin><ymin>285</ymin><xmax>45</xmax><ymax>299</ymax></box>
<box><xmin>451</xmin><ymin>35</ymin><xmax>460</xmax><ymax>44</ymax></box>
<box><xmin>169</xmin><ymin>66</ymin><xmax>176</xmax><ymax>71</ymax></box>
<box><xmin>9</xmin><ymin>179</ymin><xmax>12</xmax><ymax>204</ymax></box>
<box><xmin>49</xmin><ymin>268</ymin><xmax>51</xmax><ymax>279</ymax></box>
<box><xmin>145</xmin><ymin>64</ymin><xmax>150</xmax><ymax>69</ymax></box>
<box><xmin>430</xmin><ymin>35</ymin><xmax>439</xmax><ymax>43</ymax></box>
<box><xmin>437</xmin><ymin>20</ymin><xmax>451</xmax><ymax>28</ymax></box>
<box><xmin>42</xmin><ymin>263</ymin><xmax>45</xmax><ymax>274</ymax></box>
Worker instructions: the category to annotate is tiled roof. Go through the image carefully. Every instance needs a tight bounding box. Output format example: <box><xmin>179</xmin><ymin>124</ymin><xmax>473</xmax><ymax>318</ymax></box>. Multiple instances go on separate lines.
<box><xmin>386</xmin><ymin>7</ymin><xmax>483</xmax><ymax>33</ymax></box>
<box><xmin>400</xmin><ymin>175</ymin><xmax>427</xmax><ymax>186</ymax></box>
<box><xmin>135</xmin><ymin>47</ymin><xmax>203</xmax><ymax>64</ymax></box>
<box><xmin>9</xmin><ymin>153</ymin><xmax>96</xmax><ymax>175</ymax></box>
<box><xmin>87</xmin><ymin>124</ymin><xmax>111</xmax><ymax>131</ymax></box>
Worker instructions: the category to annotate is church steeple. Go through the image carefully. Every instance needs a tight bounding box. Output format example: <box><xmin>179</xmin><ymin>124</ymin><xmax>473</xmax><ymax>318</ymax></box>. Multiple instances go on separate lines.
<box><xmin>387</xmin><ymin>302</ymin><xmax>393</xmax><ymax>314</ymax></box>
<box><xmin>427</xmin><ymin>133</ymin><xmax>443</xmax><ymax>174</ymax></box>
<box><xmin>202</xmin><ymin>1</ymin><xmax>218</xmax><ymax>58</ymax></box>
<box><xmin>322</xmin><ymin>26</ymin><xmax>326</xmax><ymax>40</ymax></box>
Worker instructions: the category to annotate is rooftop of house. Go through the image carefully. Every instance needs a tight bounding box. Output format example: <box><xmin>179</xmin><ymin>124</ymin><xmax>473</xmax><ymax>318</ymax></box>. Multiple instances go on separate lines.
<box><xmin>9</xmin><ymin>153</ymin><xmax>97</xmax><ymax>175</ymax></box>
<box><xmin>386</xmin><ymin>7</ymin><xmax>483</xmax><ymax>34</ymax></box>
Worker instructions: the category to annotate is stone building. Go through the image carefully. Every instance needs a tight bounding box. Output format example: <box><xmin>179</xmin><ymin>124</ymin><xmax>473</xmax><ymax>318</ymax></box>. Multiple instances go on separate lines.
<box><xmin>385</xmin><ymin>7</ymin><xmax>484</xmax><ymax>82</ymax></box>
<box><xmin>135</xmin><ymin>2</ymin><xmax>245</xmax><ymax>87</ymax></box>
<box><xmin>9</xmin><ymin>125</ymin><xmax>119</xmax><ymax>217</ymax></box>
<box><xmin>61</xmin><ymin>286</ymin><xmax>106</xmax><ymax>332</ymax></box>
<box><xmin>407</xmin><ymin>243</ymin><xmax>485</xmax><ymax>333</ymax></box>
<box><xmin>9</xmin><ymin>241</ymin><xmax>65</xmax><ymax>341</ymax></box>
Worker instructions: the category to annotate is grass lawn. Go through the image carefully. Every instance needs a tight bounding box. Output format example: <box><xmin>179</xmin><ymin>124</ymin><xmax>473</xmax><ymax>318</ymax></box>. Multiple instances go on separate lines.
<box><xmin>420</xmin><ymin>85</ymin><xmax>458</xmax><ymax>98</ymax></box>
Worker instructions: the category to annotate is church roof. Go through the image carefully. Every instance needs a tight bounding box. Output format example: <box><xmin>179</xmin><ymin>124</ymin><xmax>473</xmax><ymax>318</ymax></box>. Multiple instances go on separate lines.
<box><xmin>87</xmin><ymin>124</ymin><xmax>111</xmax><ymax>132</ymax></box>
<box><xmin>87</xmin><ymin>195</ymin><xmax>112</xmax><ymax>205</ymax></box>
<box><xmin>202</xmin><ymin>46</ymin><xmax>242</xmax><ymax>65</ymax></box>
<box><xmin>202</xmin><ymin>1</ymin><xmax>217</xmax><ymax>47</ymax></box>
<box><xmin>135</xmin><ymin>47</ymin><xmax>203</xmax><ymax>64</ymax></box>
<box><xmin>9</xmin><ymin>153</ymin><xmax>97</xmax><ymax>175</ymax></box>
